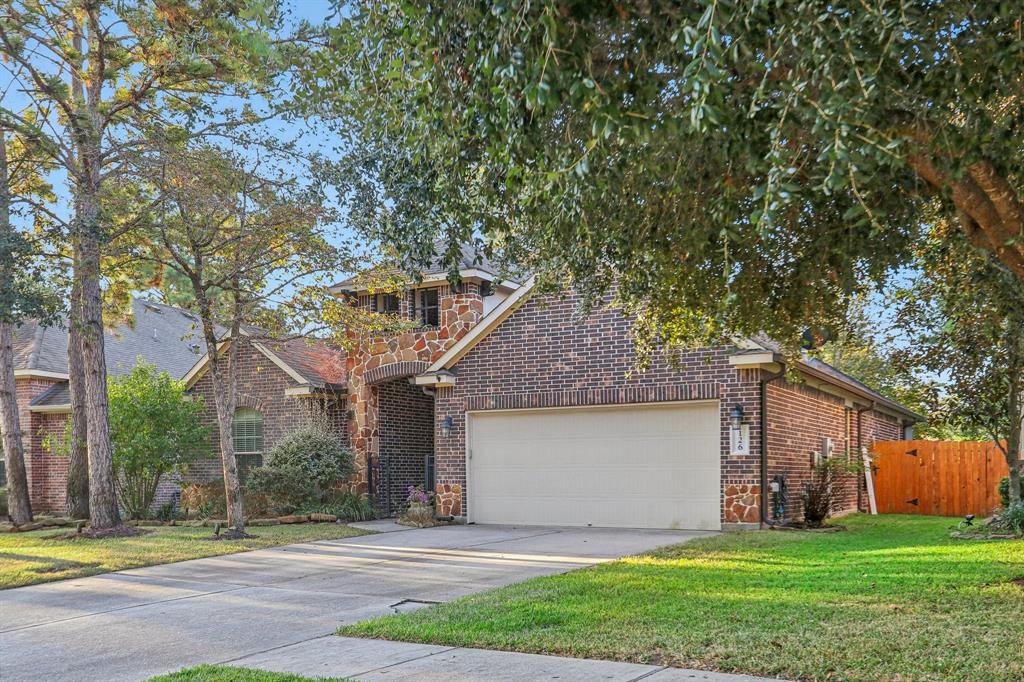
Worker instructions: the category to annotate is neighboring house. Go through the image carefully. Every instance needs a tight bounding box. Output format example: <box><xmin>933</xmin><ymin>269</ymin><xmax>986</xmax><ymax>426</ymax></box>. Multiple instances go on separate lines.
<box><xmin>11</xmin><ymin>299</ymin><xmax>207</xmax><ymax>511</ymax></box>
<box><xmin>181</xmin><ymin>335</ymin><xmax>348</xmax><ymax>486</ymax></box>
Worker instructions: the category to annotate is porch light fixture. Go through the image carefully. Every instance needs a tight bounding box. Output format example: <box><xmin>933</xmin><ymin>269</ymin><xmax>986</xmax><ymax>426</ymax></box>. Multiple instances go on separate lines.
<box><xmin>440</xmin><ymin>415</ymin><xmax>453</xmax><ymax>439</ymax></box>
<box><xmin>729</xmin><ymin>403</ymin><xmax>745</xmax><ymax>429</ymax></box>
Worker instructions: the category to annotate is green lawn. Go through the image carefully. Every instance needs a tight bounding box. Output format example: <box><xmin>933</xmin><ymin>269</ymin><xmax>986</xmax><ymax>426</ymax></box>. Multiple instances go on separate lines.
<box><xmin>341</xmin><ymin>515</ymin><xmax>1024</xmax><ymax>682</ymax></box>
<box><xmin>0</xmin><ymin>523</ymin><xmax>368</xmax><ymax>589</ymax></box>
<box><xmin>149</xmin><ymin>665</ymin><xmax>344</xmax><ymax>681</ymax></box>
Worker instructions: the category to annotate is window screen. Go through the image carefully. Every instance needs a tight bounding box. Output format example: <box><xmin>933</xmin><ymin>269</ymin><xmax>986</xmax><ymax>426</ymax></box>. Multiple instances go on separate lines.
<box><xmin>380</xmin><ymin>294</ymin><xmax>400</xmax><ymax>314</ymax></box>
<box><xmin>232</xmin><ymin>408</ymin><xmax>263</xmax><ymax>454</ymax></box>
<box><xmin>419</xmin><ymin>288</ymin><xmax>440</xmax><ymax>326</ymax></box>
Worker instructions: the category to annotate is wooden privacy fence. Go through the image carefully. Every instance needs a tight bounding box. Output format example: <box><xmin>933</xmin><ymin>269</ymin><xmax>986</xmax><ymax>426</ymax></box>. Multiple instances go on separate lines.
<box><xmin>871</xmin><ymin>440</ymin><xmax>1010</xmax><ymax>517</ymax></box>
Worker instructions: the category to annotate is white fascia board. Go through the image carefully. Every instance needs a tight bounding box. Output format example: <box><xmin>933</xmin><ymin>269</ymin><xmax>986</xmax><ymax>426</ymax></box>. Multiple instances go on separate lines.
<box><xmin>14</xmin><ymin>369</ymin><xmax>69</xmax><ymax>381</ymax></box>
<box><xmin>413</xmin><ymin>373</ymin><xmax>457</xmax><ymax>388</ymax></box>
<box><xmin>181</xmin><ymin>340</ymin><xmax>227</xmax><ymax>389</ymax></box>
<box><xmin>28</xmin><ymin>403</ymin><xmax>71</xmax><ymax>414</ymax></box>
<box><xmin>728</xmin><ymin>352</ymin><xmax>779</xmax><ymax>367</ymax></box>
<box><xmin>284</xmin><ymin>385</ymin><xmax>345</xmax><ymax>398</ymax></box>
<box><xmin>424</xmin><ymin>276</ymin><xmax>537</xmax><ymax>373</ymax></box>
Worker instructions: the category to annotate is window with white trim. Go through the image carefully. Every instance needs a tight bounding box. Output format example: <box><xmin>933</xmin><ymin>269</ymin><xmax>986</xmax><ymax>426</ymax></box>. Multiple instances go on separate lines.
<box><xmin>232</xmin><ymin>407</ymin><xmax>264</xmax><ymax>479</ymax></box>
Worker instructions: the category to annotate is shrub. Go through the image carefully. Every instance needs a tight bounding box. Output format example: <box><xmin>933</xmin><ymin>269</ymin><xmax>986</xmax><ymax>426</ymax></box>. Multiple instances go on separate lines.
<box><xmin>297</xmin><ymin>491</ymin><xmax>376</xmax><ymax>522</ymax></box>
<box><xmin>108</xmin><ymin>362</ymin><xmax>208</xmax><ymax>519</ymax></box>
<box><xmin>180</xmin><ymin>480</ymin><xmax>226</xmax><ymax>519</ymax></box>
<box><xmin>245</xmin><ymin>466</ymin><xmax>313</xmax><ymax>514</ymax></box>
<box><xmin>262</xmin><ymin>416</ymin><xmax>354</xmax><ymax>490</ymax></box>
<box><xmin>245</xmin><ymin>416</ymin><xmax>354</xmax><ymax>514</ymax></box>
<box><xmin>991</xmin><ymin>501</ymin><xmax>1024</xmax><ymax>535</ymax></box>
<box><xmin>800</xmin><ymin>458</ymin><xmax>857</xmax><ymax>527</ymax></box>
<box><xmin>997</xmin><ymin>476</ymin><xmax>1024</xmax><ymax>508</ymax></box>
<box><xmin>153</xmin><ymin>501</ymin><xmax>182</xmax><ymax>522</ymax></box>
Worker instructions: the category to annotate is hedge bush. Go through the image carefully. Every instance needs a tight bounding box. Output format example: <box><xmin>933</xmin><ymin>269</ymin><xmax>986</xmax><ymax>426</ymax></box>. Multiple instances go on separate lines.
<box><xmin>997</xmin><ymin>476</ymin><xmax>1023</xmax><ymax>508</ymax></box>
<box><xmin>246</xmin><ymin>416</ymin><xmax>355</xmax><ymax>515</ymax></box>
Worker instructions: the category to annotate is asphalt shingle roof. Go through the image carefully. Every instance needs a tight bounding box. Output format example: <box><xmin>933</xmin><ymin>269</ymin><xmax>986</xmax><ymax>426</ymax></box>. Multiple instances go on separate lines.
<box><xmin>331</xmin><ymin>240</ymin><xmax>512</xmax><ymax>291</ymax></box>
<box><xmin>259</xmin><ymin>337</ymin><xmax>347</xmax><ymax>389</ymax></box>
<box><xmin>16</xmin><ymin>299</ymin><xmax>208</xmax><ymax>408</ymax></box>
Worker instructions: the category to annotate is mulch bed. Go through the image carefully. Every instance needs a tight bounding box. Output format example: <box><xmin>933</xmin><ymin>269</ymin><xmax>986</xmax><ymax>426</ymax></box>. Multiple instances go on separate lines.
<box><xmin>50</xmin><ymin>525</ymin><xmax>153</xmax><ymax>540</ymax></box>
<box><xmin>770</xmin><ymin>523</ymin><xmax>847</xmax><ymax>532</ymax></box>
<box><xmin>204</xmin><ymin>529</ymin><xmax>258</xmax><ymax>541</ymax></box>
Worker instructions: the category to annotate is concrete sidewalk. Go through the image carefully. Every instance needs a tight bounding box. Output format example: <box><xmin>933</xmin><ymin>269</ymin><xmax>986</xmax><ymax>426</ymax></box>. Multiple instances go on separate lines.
<box><xmin>230</xmin><ymin>635</ymin><xmax>782</xmax><ymax>681</ymax></box>
<box><xmin>0</xmin><ymin>522</ymin><xmax>712</xmax><ymax>681</ymax></box>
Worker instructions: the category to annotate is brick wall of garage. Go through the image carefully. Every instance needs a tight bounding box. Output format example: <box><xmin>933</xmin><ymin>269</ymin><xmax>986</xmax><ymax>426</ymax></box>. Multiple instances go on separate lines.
<box><xmin>431</xmin><ymin>290</ymin><xmax>765</xmax><ymax>525</ymax></box>
<box><xmin>765</xmin><ymin>378</ymin><xmax>907</xmax><ymax>523</ymax></box>
<box><xmin>765</xmin><ymin>379</ymin><xmax>854</xmax><ymax>523</ymax></box>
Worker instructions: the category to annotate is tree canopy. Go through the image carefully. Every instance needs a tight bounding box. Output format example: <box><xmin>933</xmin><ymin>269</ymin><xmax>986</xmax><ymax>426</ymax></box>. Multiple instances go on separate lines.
<box><xmin>108</xmin><ymin>362</ymin><xmax>208</xmax><ymax>519</ymax></box>
<box><xmin>308</xmin><ymin>1</ymin><xmax>1024</xmax><ymax>353</ymax></box>
<box><xmin>891</xmin><ymin>220</ymin><xmax>1024</xmax><ymax>500</ymax></box>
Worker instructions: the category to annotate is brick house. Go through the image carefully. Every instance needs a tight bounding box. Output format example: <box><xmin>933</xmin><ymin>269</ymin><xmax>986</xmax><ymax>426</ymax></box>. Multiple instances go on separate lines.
<box><xmin>318</xmin><ymin>247</ymin><xmax>919</xmax><ymax>530</ymax></box>
<box><xmin>11</xmin><ymin>246</ymin><xmax>919</xmax><ymax>529</ymax></box>
<box><xmin>10</xmin><ymin>299</ymin><xmax>208</xmax><ymax>512</ymax></box>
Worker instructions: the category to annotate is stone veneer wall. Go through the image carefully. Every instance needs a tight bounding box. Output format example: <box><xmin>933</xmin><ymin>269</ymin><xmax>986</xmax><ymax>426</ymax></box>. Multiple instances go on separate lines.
<box><xmin>430</xmin><ymin>290</ymin><xmax>764</xmax><ymax>526</ymax></box>
<box><xmin>346</xmin><ymin>291</ymin><xmax>483</xmax><ymax>497</ymax></box>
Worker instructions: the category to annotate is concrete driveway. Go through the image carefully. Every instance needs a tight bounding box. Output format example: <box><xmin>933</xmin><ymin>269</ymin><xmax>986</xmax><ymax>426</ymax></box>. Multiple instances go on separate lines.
<box><xmin>0</xmin><ymin>521</ymin><xmax>711</xmax><ymax>682</ymax></box>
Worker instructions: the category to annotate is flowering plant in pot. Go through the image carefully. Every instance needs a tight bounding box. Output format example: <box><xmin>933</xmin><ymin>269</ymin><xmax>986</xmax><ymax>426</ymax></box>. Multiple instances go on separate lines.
<box><xmin>399</xmin><ymin>485</ymin><xmax>436</xmax><ymax>527</ymax></box>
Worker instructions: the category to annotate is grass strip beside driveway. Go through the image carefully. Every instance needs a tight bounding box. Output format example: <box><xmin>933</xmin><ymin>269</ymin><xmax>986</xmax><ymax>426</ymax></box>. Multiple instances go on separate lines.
<box><xmin>0</xmin><ymin>523</ymin><xmax>368</xmax><ymax>589</ymax></box>
<box><xmin>340</xmin><ymin>515</ymin><xmax>1024</xmax><ymax>682</ymax></box>
<box><xmin>149</xmin><ymin>664</ymin><xmax>346</xmax><ymax>681</ymax></box>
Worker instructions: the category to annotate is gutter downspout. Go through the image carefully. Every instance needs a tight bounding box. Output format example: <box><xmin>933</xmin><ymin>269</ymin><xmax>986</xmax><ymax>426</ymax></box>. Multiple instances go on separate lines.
<box><xmin>760</xmin><ymin>368</ymin><xmax>786</xmax><ymax>526</ymax></box>
<box><xmin>854</xmin><ymin>402</ymin><xmax>874</xmax><ymax>512</ymax></box>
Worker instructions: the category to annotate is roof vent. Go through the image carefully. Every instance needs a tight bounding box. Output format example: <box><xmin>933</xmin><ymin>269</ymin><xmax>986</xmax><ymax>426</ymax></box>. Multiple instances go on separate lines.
<box><xmin>142</xmin><ymin>302</ymin><xmax>162</xmax><ymax>313</ymax></box>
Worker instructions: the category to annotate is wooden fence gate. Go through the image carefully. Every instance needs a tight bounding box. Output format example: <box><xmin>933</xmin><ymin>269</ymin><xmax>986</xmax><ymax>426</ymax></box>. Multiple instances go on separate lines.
<box><xmin>871</xmin><ymin>440</ymin><xmax>1009</xmax><ymax>517</ymax></box>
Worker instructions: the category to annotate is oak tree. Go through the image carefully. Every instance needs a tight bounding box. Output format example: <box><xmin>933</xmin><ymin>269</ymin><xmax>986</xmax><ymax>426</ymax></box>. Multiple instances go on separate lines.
<box><xmin>309</xmin><ymin>1</ymin><xmax>1024</xmax><ymax>354</ymax></box>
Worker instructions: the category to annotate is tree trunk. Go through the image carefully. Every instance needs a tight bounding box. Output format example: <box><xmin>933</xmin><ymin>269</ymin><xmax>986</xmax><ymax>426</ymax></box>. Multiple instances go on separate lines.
<box><xmin>199</xmin><ymin>312</ymin><xmax>245</xmax><ymax>533</ymax></box>
<box><xmin>1006</xmin><ymin>387</ymin><xmax>1023</xmax><ymax>507</ymax></box>
<box><xmin>0</xmin><ymin>322</ymin><xmax>33</xmax><ymax>526</ymax></box>
<box><xmin>214</xmin><ymin>393</ymin><xmax>246</xmax><ymax>532</ymax></box>
<box><xmin>77</xmin><ymin>203</ymin><xmax>120</xmax><ymax>529</ymax></box>
<box><xmin>65</xmin><ymin>257</ymin><xmax>90</xmax><ymax>519</ymax></box>
<box><xmin>0</xmin><ymin>132</ymin><xmax>33</xmax><ymax>525</ymax></box>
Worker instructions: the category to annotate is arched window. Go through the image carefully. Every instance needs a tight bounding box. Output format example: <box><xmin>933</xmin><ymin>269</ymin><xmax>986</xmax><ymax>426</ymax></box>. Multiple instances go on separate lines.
<box><xmin>232</xmin><ymin>408</ymin><xmax>264</xmax><ymax>479</ymax></box>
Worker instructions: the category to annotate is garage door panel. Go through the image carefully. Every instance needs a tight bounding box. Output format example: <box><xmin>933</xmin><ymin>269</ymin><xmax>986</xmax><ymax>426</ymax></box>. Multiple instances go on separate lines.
<box><xmin>468</xmin><ymin>402</ymin><xmax>721</xmax><ymax>530</ymax></box>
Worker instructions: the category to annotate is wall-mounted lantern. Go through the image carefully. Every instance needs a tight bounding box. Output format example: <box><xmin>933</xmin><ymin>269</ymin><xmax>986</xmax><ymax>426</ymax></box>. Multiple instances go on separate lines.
<box><xmin>440</xmin><ymin>415</ymin><xmax>454</xmax><ymax>439</ymax></box>
<box><xmin>729</xmin><ymin>403</ymin><xmax>745</xmax><ymax>429</ymax></box>
<box><xmin>729</xmin><ymin>404</ymin><xmax>750</xmax><ymax>456</ymax></box>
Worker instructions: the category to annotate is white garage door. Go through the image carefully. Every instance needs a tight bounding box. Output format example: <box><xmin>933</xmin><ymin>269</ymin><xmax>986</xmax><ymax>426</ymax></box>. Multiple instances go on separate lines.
<box><xmin>467</xmin><ymin>401</ymin><xmax>721</xmax><ymax>530</ymax></box>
